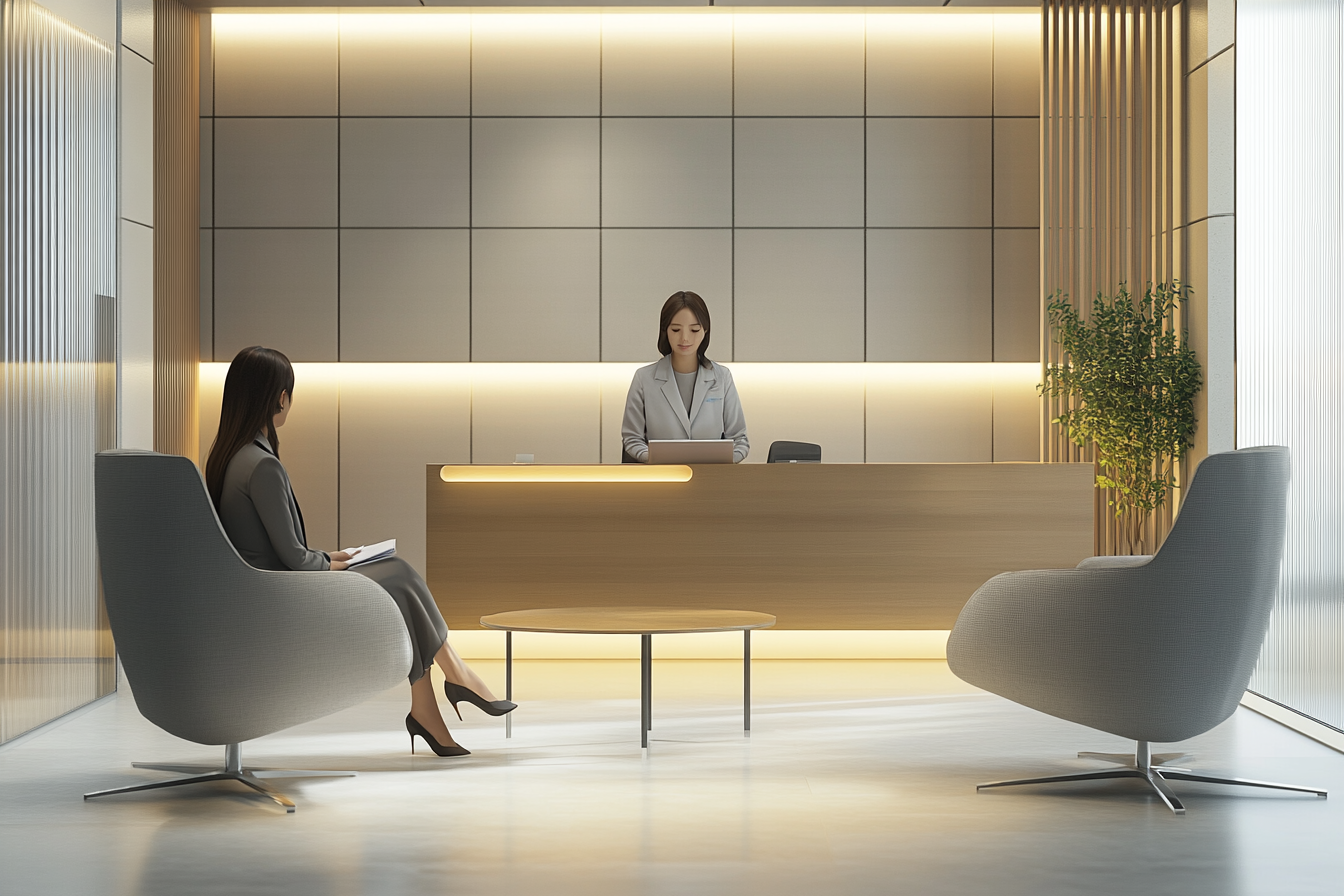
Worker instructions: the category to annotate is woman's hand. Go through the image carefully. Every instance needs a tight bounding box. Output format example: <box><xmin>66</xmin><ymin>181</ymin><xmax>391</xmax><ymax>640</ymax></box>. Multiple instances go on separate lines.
<box><xmin>329</xmin><ymin>549</ymin><xmax>356</xmax><ymax>571</ymax></box>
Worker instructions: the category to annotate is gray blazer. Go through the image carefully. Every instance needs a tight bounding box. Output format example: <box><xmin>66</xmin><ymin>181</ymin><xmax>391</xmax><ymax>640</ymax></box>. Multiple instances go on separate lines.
<box><xmin>217</xmin><ymin>434</ymin><xmax>330</xmax><ymax>572</ymax></box>
<box><xmin>622</xmin><ymin>356</ymin><xmax>749</xmax><ymax>463</ymax></box>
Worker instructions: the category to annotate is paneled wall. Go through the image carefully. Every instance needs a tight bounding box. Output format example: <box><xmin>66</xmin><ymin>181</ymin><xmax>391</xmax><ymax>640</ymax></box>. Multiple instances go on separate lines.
<box><xmin>1239</xmin><ymin>0</ymin><xmax>1344</xmax><ymax>730</ymax></box>
<box><xmin>199</xmin><ymin>362</ymin><xmax>1041</xmax><ymax>575</ymax></box>
<box><xmin>121</xmin><ymin>0</ymin><xmax>156</xmax><ymax>452</ymax></box>
<box><xmin>193</xmin><ymin>9</ymin><xmax>1047</xmax><ymax>610</ymax></box>
<box><xmin>198</xmin><ymin>10</ymin><xmax>1041</xmax><ymax>366</ymax></box>
<box><xmin>0</xmin><ymin>0</ymin><xmax>117</xmax><ymax>743</ymax></box>
<box><xmin>1183</xmin><ymin>0</ymin><xmax>1236</xmax><ymax>467</ymax></box>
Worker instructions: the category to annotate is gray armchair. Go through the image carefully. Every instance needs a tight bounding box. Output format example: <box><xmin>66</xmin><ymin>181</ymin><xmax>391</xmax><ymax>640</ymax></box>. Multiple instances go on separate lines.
<box><xmin>85</xmin><ymin>450</ymin><xmax>412</xmax><ymax>812</ymax></box>
<box><xmin>947</xmin><ymin>446</ymin><xmax>1327</xmax><ymax>814</ymax></box>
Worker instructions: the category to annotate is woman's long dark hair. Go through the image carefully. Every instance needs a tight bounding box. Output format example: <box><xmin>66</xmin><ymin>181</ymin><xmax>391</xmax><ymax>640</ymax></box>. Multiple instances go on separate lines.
<box><xmin>204</xmin><ymin>346</ymin><xmax>295</xmax><ymax>509</ymax></box>
<box><xmin>657</xmin><ymin>291</ymin><xmax>712</xmax><ymax>369</ymax></box>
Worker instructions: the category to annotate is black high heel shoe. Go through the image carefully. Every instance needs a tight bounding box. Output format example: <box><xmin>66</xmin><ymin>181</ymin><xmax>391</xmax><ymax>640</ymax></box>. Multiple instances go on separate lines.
<box><xmin>443</xmin><ymin>681</ymin><xmax>517</xmax><ymax>720</ymax></box>
<box><xmin>405</xmin><ymin>713</ymin><xmax>470</xmax><ymax>757</ymax></box>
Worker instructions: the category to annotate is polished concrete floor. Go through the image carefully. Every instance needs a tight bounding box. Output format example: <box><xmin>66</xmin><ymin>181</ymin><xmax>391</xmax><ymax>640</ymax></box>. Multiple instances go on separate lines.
<box><xmin>1</xmin><ymin>660</ymin><xmax>1341</xmax><ymax>896</ymax></box>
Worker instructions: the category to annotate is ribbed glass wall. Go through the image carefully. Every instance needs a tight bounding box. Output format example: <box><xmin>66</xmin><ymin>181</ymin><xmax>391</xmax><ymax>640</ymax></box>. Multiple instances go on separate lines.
<box><xmin>0</xmin><ymin>0</ymin><xmax>118</xmax><ymax>744</ymax></box>
<box><xmin>1239</xmin><ymin>0</ymin><xmax>1344</xmax><ymax>729</ymax></box>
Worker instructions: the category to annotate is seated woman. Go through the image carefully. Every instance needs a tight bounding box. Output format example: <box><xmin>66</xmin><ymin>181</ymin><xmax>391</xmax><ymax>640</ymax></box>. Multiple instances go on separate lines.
<box><xmin>204</xmin><ymin>345</ymin><xmax>514</xmax><ymax>758</ymax></box>
<box><xmin>622</xmin><ymin>291</ymin><xmax>749</xmax><ymax>463</ymax></box>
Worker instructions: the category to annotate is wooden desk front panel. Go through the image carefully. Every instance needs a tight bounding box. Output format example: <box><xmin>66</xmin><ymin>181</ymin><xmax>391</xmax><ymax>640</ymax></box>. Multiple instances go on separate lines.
<box><xmin>427</xmin><ymin>464</ymin><xmax>1095</xmax><ymax>630</ymax></box>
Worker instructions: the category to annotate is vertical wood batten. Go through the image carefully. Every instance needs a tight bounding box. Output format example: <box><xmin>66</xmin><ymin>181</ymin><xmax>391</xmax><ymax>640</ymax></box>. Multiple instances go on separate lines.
<box><xmin>153</xmin><ymin>0</ymin><xmax>200</xmax><ymax>459</ymax></box>
<box><xmin>1041</xmin><ymin>0</ymin><xmax>1186</xmax><ymax>555</ymax></box>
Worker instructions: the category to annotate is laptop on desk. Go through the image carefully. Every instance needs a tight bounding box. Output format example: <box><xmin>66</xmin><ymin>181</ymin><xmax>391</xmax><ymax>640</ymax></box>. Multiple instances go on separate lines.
<box><xmin>647</xmin><ymin>439</ymin><xmax>734</xmax><ymax>464</ymax></box>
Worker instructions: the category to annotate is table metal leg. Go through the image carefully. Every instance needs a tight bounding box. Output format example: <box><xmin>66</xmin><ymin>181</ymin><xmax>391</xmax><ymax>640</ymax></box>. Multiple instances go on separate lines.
<box><xmin>641</xmin><ymin>634</ymin><xmax>652</xmax><ymax>748</ymax></box>
<box><xmin>744</xmin><ymin>630</ymin><xmax>751</xmax><ymax>737</ymax></box>
<box><xmin>505</xmin><ymin>631</ymin><xmax>513</xmax><ymax>739</ymax></box>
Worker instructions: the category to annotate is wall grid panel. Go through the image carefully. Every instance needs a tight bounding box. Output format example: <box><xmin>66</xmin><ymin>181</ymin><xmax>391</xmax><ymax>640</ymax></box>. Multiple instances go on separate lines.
<box><xmin>203</xmin><ymin>10</ymin><xmax>1042</xmax><ymax>368</ymax></box>
<box><xmin>1238</xmin><ymin>0</ymin><xmax>1344</xmax><ymax>732</ymax></box>
<box><xmin>1</xmin><ymin>0</ymin><xmax>117</xmax><ymax>743</ymax></box>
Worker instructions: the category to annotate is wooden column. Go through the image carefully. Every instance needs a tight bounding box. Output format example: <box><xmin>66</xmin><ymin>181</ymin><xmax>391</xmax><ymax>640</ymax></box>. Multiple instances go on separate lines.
<box><xmin>1040</xmin><ymin>0</ymin><xmax>1187</xmax><ymax>554</ymax></box>
<box><xmin>153</xmin><ymin>0</ymin><xmax>200</xmax><ymax>459</ymax></box>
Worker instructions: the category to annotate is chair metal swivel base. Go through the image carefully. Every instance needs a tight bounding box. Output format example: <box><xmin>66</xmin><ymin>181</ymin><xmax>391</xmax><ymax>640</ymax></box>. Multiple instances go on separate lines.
<box><xmin>84</xmin><ymin>743</ymin><xmax>355</xmax><ymax>813</ymax></box>
<box><xmin>977</xmin><ymin>740</ymin><xmax>1328</xmax><ymax>815</ymax></box>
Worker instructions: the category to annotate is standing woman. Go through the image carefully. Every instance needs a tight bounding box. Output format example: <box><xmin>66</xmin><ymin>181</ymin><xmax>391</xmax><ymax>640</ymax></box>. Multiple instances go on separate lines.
<box><xmin>622</xmin><ymin>291</ymin><xmax>749</xmax><ymax>463</ymax></box>
<box><xmin>204</xmin><ymin>346</ymin><xmax>514</xmax><ymax>758</ymax></box>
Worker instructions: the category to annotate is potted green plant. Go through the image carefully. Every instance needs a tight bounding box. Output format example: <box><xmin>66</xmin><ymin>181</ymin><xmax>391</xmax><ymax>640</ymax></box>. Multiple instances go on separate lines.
<box><xmin>1040</xmin><ymin>282</ymin><xmax>1203</xmax><ymax>554</ymax></box>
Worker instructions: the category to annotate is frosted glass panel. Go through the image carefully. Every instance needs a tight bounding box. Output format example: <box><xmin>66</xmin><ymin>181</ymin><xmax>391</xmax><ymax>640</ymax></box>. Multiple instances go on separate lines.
<box><xmin>1</xmin><ymin>0</ymin><xmax>117</xmax><ymax>744</ymax></box>
<box><xmin>1239</xmin><ymin>0</ymin><xmax>1344</xmax><ymax>729</ymax></box>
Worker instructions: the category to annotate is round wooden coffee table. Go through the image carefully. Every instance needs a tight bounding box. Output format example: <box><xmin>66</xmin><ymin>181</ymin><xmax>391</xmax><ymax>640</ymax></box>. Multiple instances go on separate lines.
<box><xmin>480</xmin><ymin>607</ymin><xmax>777</xmax><ymax>748</ymax></box>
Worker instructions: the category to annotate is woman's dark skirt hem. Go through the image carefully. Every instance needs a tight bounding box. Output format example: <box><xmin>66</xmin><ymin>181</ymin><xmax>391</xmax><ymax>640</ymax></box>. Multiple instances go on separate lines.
<box><xmin>350</xmin><ymin>556</ymin><xmax>448</xmax><ymax>684</ymax></box>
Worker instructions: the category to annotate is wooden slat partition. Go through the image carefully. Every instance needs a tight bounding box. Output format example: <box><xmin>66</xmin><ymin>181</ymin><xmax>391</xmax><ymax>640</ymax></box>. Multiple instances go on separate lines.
<box><xmin>153</xmin><ymin>0</ymin><xmax>200</xmax><ymax>459</ymax></box>
<box><xmin>1040</xmin><ymin>0</ymin><xmax>1186</xmax><ymax>554</ymax></box>
<box><xmin>427</xmin><ymin>464</ymin><xmax>1096</xmax><ymax>630</ymax></box>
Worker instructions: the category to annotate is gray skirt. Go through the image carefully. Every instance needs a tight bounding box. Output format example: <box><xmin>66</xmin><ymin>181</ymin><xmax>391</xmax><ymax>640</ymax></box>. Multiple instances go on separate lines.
<box><xmin>351</xmin><ymin>556</ymin><xmax>448</xmax><ymax>684</ymax></box>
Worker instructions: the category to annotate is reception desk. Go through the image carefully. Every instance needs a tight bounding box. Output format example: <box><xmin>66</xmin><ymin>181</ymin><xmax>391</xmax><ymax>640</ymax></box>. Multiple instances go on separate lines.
<box><xmin>427</xmin><ymin>463</ymin><xmax>1094</xmax><ymax>630</ymax></box>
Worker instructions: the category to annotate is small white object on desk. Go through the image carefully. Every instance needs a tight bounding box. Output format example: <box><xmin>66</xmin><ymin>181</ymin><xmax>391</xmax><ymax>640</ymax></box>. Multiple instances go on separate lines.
<box><xmin>342</xmin><ymin>538</ymin><xmax>396</xmax><ymax>568</ymax></box>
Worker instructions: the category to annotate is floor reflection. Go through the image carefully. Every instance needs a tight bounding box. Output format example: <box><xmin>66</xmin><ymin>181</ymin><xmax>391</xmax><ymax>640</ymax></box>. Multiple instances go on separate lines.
<box><xmin>0</xmin><ymin>661</ymin><xmax>1340</xmax><ymax>896</ymax></box>
<box><xmin>1</xmin><ymin>656</ymin><xmax>115</xmax><ymax>742</ymax></box>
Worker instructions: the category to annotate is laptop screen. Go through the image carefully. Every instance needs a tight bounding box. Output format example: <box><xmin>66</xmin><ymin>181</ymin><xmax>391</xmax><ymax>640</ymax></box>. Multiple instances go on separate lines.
<box><xmin>646</xmin><ymin>439</ymin><xmax>733</xmax><ymax>464</ymax></box>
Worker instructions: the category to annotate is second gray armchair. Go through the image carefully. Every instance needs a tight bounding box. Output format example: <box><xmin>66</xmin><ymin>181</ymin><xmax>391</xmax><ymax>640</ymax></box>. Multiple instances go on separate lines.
<box><xmin>947</xmin><ymin>446</ymin><xmax>1327</xmax><ymax>814</ymax></box>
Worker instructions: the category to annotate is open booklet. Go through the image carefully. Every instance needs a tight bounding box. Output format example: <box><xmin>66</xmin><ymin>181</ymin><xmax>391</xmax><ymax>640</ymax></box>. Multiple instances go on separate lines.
<box><xmin>340</xmin><ymin>538</ymin><xmax>396</xmax><ymax>568</ymax></box>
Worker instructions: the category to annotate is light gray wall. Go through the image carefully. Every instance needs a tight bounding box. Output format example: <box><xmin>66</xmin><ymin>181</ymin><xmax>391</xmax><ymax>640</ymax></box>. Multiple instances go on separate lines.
<box><xmin>1184</xmin><ymin>0</ymin><xmax>1236</xmax><ymax>465</ymax></box>
<box><xmin>120</xmin><ymin>0</ymin><xmax>155</xmax><ymax>451</ymax></box>
<box><xmin>199</xmin><ymin>11</ymin><xmax>1041</xmax><ymax>366</ymax></box>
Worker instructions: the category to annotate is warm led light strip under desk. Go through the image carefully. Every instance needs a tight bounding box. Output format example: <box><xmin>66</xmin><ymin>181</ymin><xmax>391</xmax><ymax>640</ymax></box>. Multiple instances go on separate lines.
<box><xmin>441</xmin><ymin>464</ymin><xmax>692</xmax><ymax>483</ymax></box>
